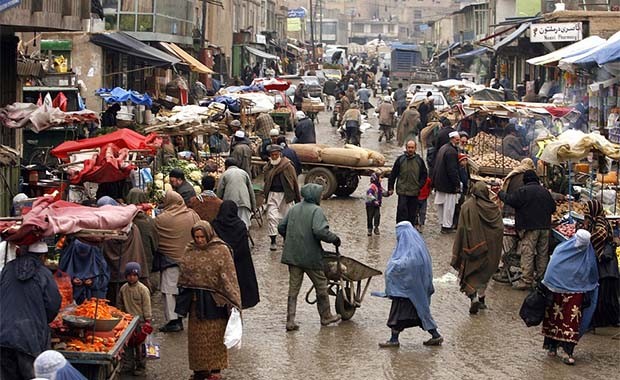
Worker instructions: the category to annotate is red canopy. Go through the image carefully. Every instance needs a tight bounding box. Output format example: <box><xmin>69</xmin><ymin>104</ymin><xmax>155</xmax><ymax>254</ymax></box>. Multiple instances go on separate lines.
<box><xmin>252</xmin><ymin>78</ymin><xmax>291</xmax><ymax>91</ymax></box>
<box><xmin>68</xmin><ymin>143</ymin><xmax>135</xmax><ymax>184</ymax></box>
<box><xmin>51</xmin><ymin>128</ymin><xmax>159</xmax><ymax>159</ymax></box>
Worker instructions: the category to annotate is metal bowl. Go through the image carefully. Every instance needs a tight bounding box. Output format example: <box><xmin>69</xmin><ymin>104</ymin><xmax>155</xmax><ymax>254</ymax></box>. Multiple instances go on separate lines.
<box><xmin>92</xmin><ymin>316</ymin><xmax>122</xmax><ymax>332</ymax></box>
<box><xmin>62</xmin><ymin>315</ymin><xmax>95</xmax><ymax>329</ymax></box>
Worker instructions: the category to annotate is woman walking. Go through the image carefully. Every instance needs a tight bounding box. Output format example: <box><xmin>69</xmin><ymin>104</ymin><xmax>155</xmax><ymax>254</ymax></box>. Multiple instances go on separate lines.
<box><xmin>541</xmin><ymin>229</ymin><xmax>599</xmax><ymax>365</ymax></box>
<box><xmin>583</xmin><ymin>200</ymin><xmax>620</xmax><ymax>328</ymax></box>
<box><xmin>451</xmin><ymin>181</ymin><xmax>503</xmax><ymax>314</ymax></box>
<box><xmin>379</xmin><ymin>221</ymin><xmax>443</xmax><ymax>347</ymax></box>
<box><xmin>212</xmin><ymin>200</ymin><xmax>260</xmax><ymax>309</ymax></box>
<box><xmin>175</xmin><ymin>221</ymin><xmax>241</xmax><ymax>380</ymax></box>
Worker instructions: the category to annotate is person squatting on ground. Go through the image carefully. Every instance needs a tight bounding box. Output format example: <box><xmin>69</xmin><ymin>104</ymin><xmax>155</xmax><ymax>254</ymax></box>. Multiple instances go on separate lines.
<box><xmin>498</xmin><ymin>170</ymin><xmax>556</xmax><ymax>290</ymax></box>
<box><xmin>264</xmin><ymin>144</ymin><xmax>301</xmax><ymax>251</ymax></box>
<box><xmin>278</xmin><ymin>183</ymin><xmax>342</xmax><ymax>331</ymax></box>
<box><xmin>451</xmin><ymin>182</ymin><xmax>503</xmax><ymax>314</ymax></box>
<box><xmin>175</xmin><ymin>221</ymin><xmax>242</xmax><ymax>380</ymax></box>
<box><xmin>379</xmin><ymin>222</ymin><xmax>443</xmax><ymax>348</ymax></box>
<box><xmin>366</xmin><ymin>172</ymin><xmax>389</xmax><ymax>236</ymax></box>
<box><xmin>432</xmin><ymin>131</ymin><xmax>461</xmax><ymax>233</ymax></box>
<box><xmin>388</xmin><ymin>140</ymin><xmax>428</xmax><ymax>227</ymax></box>
<box><xmin>540</xmin><ymin>229</ymin><xmax>599</xmax><ymax>365</ymax></box>
<box><xmin>119</xmin><ymin>262</ymin><xmax>153</xmax><ymax>376</ymax></box>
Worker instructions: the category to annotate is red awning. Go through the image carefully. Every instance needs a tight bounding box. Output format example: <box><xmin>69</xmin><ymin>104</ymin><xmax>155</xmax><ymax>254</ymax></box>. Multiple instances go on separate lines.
<box><xmin>51</xmin><ymin>128</ymin><xmax>160</xmax><ymax>159</ymax></box>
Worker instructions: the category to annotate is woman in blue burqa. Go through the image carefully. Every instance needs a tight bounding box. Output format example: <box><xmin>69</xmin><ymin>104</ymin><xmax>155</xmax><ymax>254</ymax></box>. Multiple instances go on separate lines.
<box><xmin>379</xmin><ymin>221</ymin><xmax>443</xmax><ymax>347</ymax></box>
<box><xmin>541</xmin><ymin>229</ymin><xmax>599</xmax><ymax>365</ymax></box>
<box><xmin>59</xmin><ymin>238</ymin><xmax>110</xmax><ymax>304</ymax></box>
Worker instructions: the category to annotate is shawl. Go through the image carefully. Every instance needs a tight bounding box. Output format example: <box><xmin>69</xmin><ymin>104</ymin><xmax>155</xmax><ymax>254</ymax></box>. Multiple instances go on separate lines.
<box><xmin>101</xmin><ymin>224</ymin><xmax>147</xmax><ymax>282</ymax></box>
<box><xmin>585</xmin><ymin>199</ymin><xmax>612</xmax><ymax>258</ymax></box>
<box><xmin>263</xmin><ymin>157</ymin><xmax>301</xmax><ymax>203</ymax></box>
<box><xmin>155</xmin><ymin>191</ymin><xmax>200</xmax><ymax>263</ymax></box>
<box><xmin>212</xmin><ymin>201</ymin><xmax>260</xmax><ymax>309</ymax></box>
<box><xmin>177</xmin><ymin>221</ymin><xmax>242</xmax><ymax>310</ymax></box>
<box><xmin>125</xmin><ymin>188</ymin><xmax>148</xmax><ymax>205</ymax></box>
<box><xmin>451</xmin><ymin>182</ymin><xmax>503</xmax><ymax>295</ymax></box>
<box><xmin>502</xmin><ymin>158</ymin><xmax>535</xmax><ymax>192</ymax></box>
<box><xmin>126</xmin><ymin>188</ymin><xmax>158</xmax><ymax>271</ymax></box>
<box><xmin>384</xmin><ymin>221</ymin><xmax>437</xmax><ymax>331</ymax></box>
<box><xmin>188</xmin><ymin>191</ymin><xmax>223</xmax><ymax>223</ymax></box>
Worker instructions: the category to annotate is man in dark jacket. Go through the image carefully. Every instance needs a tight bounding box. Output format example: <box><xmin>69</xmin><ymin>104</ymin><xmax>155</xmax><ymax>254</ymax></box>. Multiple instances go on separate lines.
<box><xmin>499</xmin><ymin>170</ymin><xmax>556</xmax><ymax>290</ymax></box>
<box><xmin>388</xmin><ymin>140</ymin><xmax>428</xmax><ymax>227</ymax></box>
<box><xmin>278</xmin><ymin>183</ymin><xmax>341</xmax><ymax>331</ymax></box>
<box><xmin>393</xmin><ymin>83</ymin><xmax>408</xmax><ymax>116</ymax></box>
<box><xmin>433</xmin><ymin>117</ymin><xmax>456</xmax><ymax>151</ymax></box>
<box><xmin>0</xmin><ymin>242</ymin><xmax>61</xmax><ymax>380</ymax></box>
<box><xmin>277</xmin><ymin>136</ymin><xmax>302</xmax><ymax>175</ymax></box>
<box><xmin>169</xmin><ymin>168</ymin><xmax>196</xmax><ymax>205</ymax></box>
<box><xmin>294</xmin><ymin>111</ymin><xmax>316</xmax><ymax>144</ymax></box>
<box><xmin>432</xmin><ymin>131</ymin><xmax>461</xmax><ymax>233</ymax></box>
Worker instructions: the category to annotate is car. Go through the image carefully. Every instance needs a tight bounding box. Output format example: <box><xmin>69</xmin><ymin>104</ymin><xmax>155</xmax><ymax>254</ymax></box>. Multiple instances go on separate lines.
<box><xmin>300</xmin><ymin>76</ymin><xmax>323</xmax><ymax>98</ymax></box>
<box><xmin>407</xmin><ymin>83</ymin><xmax>437</xmax><ymax>94</ymax></box>
<box><xmin>409</xmin><ymin>91</ymin><xmax>450</xmax><ymax>112</ymax></box>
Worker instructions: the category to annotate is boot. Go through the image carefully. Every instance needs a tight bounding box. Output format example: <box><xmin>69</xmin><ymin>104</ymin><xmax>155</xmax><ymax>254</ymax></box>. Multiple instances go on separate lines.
<box><xmin>317</xmin><ymin>294</ymin><xmax>341</xmax><ymax>326</ymax></box>
<box><xmin>286</xmin><ymin>296</ymin><xmax>299</xmax><ymax>331</ymax></box>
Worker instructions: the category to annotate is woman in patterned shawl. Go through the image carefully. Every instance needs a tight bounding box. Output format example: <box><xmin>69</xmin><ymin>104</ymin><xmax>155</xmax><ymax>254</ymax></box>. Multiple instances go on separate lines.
<box><xmin>175</xmin><ymin>220</ymin><xmax>241</xmax><ymax>380</ymax></box>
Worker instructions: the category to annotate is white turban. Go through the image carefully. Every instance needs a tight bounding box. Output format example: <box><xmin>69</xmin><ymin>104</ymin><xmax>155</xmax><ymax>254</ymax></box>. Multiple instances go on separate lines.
<box><xmin>574</xmin><ymin>229</ymin><xmax>591</xmax><ymax>249</ymax></box>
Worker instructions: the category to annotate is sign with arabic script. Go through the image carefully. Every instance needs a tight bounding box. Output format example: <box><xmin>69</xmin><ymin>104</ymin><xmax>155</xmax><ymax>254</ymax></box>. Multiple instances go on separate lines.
<box><xmin>530</xmin><ymin>22</ymin><xmax>583</xmax><ymax>43</ymax></box>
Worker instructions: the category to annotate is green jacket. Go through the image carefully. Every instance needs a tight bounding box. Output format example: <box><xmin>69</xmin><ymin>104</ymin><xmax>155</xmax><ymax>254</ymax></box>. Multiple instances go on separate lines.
<box><xmin>278</xmin><ymin>184</ymin><xmax>339</xmax><ymax>270</ymax></box>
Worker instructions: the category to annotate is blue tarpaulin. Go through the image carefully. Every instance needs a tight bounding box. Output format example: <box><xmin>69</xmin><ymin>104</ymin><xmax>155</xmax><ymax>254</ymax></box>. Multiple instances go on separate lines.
<box><xmin>391</xmin><ymin>43</ymin><xmax>420</xmax><ymax>52</ymax></box>
<box><xmin>96</xmin><ymin>87</ymin><xmax>153</xmax><ymax>107</ymax></box>
<box><xmin>452</xmin><ymin>47</ymin><xmax>491</xmax><ymax>60</ymax></box>
<box><xmin>590</xmin><ymin>39</ymin><xmax>620</xmax><ymax>65</ymax></box>
<box><xmin>0</xmin><ymin>0</ymin><xmax>20</xmax><ymax>12</ymax></box>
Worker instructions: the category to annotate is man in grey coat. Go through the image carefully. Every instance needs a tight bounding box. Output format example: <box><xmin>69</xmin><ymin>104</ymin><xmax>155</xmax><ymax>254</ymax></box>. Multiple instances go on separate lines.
<box><xmin>278</xmin><ymin>183</ymin><xmax>341</xmax><ymax>331</ymax></box>
<box><xmin>217</xmin><ymin>158</ymin><xmax>256</xmax><ymax>229</ymax></box>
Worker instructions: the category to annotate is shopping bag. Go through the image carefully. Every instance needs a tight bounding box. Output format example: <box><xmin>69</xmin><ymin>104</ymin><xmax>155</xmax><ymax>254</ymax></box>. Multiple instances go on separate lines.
<box><xmin>224</xmin><ymin>308</ymin><xmax>242</xmax><ymax>349</ymax></box>
<box><xmin>143</xmin><ymin>334</ymin><xmax>161</xmax><ymax>360</ymax></box>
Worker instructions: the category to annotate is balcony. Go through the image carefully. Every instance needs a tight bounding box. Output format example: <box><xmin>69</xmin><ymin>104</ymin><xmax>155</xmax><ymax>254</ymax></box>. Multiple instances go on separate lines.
<box><xmin>0</xmin><ymin>0</ymin><xmax>89</xmax><ymax>31</ymax></box>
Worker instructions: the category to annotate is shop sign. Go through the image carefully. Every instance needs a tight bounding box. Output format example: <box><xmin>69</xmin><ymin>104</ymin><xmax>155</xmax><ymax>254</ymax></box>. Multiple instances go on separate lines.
<box><xmin>287</xmin><ymin>18</ymin><xmax>301</xmax><ymax>32</ymax></box>
<box><xmin>256</xmin><ymin>34</ymin><xmax>266</xmax><ymax>44</ymax></box>
<box><xmin>288</xmin><ymin>8</ymin><xmax>306</xmax><ymax>18</ymax></box>
<box><xmin>530</xmin><ymin>22</ymin><xmax>583</xmax><ymax>43</ymax></box>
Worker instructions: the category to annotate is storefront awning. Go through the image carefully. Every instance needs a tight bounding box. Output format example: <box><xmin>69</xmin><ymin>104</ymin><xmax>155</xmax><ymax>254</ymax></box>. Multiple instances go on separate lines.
<box><xmin>432</xmin><ymin>42</ymin><xmax>460</xmax><ymax>63</ymax></box>
<box><xmin>245</xmin><ymin>46</ymin><xmax>279</xmax><ymax>60</ymax></box>
<box><xmin>526</xmin><ymin>36</ymin><xmax>605</xmax><ymax>66</ymax></box>
<box><xmin>287</xmin><ymin>43</ymin><xmax>304</xmax><ymax>54</ymax></box>
<box><xmin>91</xmin><ymin>32</ymin><xmax>180</xmax><ymax>66</ymax></box>
<box><xmin>452</xmin><ymin>47</ymin><xmax>491</xmax><ymax>60</ymax></box>
<box><xmin>159</xmin><ymin>42</ymin><xmax>215</xmax><ymax>74</ymax></box>
<box><xmin>493</xmin><ymin>22</ymin><xmax>530</xmax><ymax>51</ymax></box>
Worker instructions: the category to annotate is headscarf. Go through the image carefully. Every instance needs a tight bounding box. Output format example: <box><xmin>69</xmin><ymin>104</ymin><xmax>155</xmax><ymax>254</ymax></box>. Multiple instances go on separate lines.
<box><xmin>155</xmin><ymin>191</ymin><xmax>200</xmax><ymax>263</ymax></box>
<box><xmin>126</xmin><ymin>188</ymin><xmax>148</xmax><ymax>205</ymax></box>
<box><xmin>177</xmin><ymin>221</ymin><xmax>242</xmax><ymax>310</ymax></box>
<box><xmin>470</xmin><ymin>181</ymin><xmax>502</xmax><ymax>226</ymax></box>
<box><xmin>34</xmin><ymin>350</ymin><xmax>87</xmax><ymax>380</ymax></box>
<box><xmin>584</xmin><ymin>199</ymin><xmax>612</xmax><ymax>258</ymax></box>
<box><xmin>502</xmin><ymin>158</ymin><xmax>535</xmax><ymax>191</ymax></box>
<box><xmin>384</xmin><ymin>221</ymin><xmax>437</xmax><ymax>331</ymax></box>
<box><xmin>542</xmin><ymin>229</ymin><xmax>599</xmax><ymax>294</ymax></box>
<box><xmin>212</xmin><ymin>201</ymin><xmax>247</xmax><ymax>246</ymax></box>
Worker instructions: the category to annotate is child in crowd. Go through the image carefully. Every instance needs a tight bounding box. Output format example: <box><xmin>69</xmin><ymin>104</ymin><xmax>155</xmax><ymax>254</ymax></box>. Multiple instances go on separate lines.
<box><xmin>119</xmin><ymin>262</ymin><xmax>152</xmax><ymax>376</ymax></box>
<box><xmin>366</xmin><ymin>172</ymin><xmax>388</xmax><ymax>236</ymax></box>
<box><xmin>417</xmin><ymin>178</ymin><xmax>432</xmax><ymax>233</ymax></box>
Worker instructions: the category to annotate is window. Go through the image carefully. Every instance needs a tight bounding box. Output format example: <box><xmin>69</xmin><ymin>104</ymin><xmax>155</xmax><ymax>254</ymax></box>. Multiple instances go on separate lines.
<box><xmin>414</xmin><ymin>10</ymin><xmax>422</xmax><ymax>19</ymax></box>
<box><xmin>352</xmin><ymin>24</ymin><xmax>364</xmax><ymax>33</ymax></box>
<box><xmin>371</xmin><ymin>24</ymin><xmax>383</xmax><ymax>34</ymax></box>
<box><xmin>119</xmin><ymin>14</ymin><xmax>135</xmax><ymax>31</ymax></box>
<box><xmin>137</xmin><ymin>14</ymin><xmax>153</xmax><ymax>31</ymax></box>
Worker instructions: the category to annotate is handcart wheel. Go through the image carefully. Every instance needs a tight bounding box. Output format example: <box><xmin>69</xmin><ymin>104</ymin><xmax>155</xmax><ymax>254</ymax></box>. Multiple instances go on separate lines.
<box><xmin>335</xmin><ymin>287</ymin><xmax>356</xmax><ymax>320</ymax></box>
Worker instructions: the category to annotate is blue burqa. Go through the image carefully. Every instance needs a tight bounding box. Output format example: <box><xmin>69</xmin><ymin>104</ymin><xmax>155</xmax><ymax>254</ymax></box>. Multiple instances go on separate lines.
<box><xmin>59</xmin><ymin>239</ymin><xmax>110</xmax><ymax>304</ymax></box>
<box><xmin>384</xmin><ymin>221</ymin><xmax>437</xmax><ymax>331</ymax></box>
<box><xmin>542</xmin><ymin>236</ymin><xmax>599</xmax><ymax>336</ymax></box>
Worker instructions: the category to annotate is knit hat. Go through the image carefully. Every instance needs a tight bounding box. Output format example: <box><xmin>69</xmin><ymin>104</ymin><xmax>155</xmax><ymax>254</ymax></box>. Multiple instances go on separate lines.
<box><xmin>28</xmin><ymin>241</ymin><xmax>48</xmax><ymax>254</ymax></box>
<box><xmin>124</xmin><ymin>261</ymin><xmax>141</xmax><ymax>277</ymax></box>
<box><xmin>523</xmin><ymin>170</ymin><xmax>539</xmax><ymax>184</ymax></box>
<box><xmin>267</xmin><ymin>144</ymin><xmax>283</xmax><ymax>153</ymax></box>
<box><xmin>269</xmin><ymin>128</ymin><xmax>280</xmax><ymax>137</ymax></box>
<box><xmin>458</xmin><ymin>153</ymin><xmax>468</xmax><ymax>162</ymax></box>
<box><xmin>230</xmin><ymin>120</ymin><xmax>241</xmax><ymax>128</ymax></box>
<box><xmin>169</xmin><ymin>168</ymin><xmax>185</xmax><ymax>180</ymax></box>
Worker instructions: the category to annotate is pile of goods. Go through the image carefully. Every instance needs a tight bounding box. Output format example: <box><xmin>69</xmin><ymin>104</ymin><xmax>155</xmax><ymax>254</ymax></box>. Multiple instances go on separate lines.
<box><xmin>50</xmin><ymin>298</ymin><xmax>134</xmax><ymax>353</ymax></box>
<box><xmin>552</xmin><ymin>201</ymin><xmax>587</xmax><ymax>223</ymax></box>
<box><xmin>554</xmin><ymin>223</ymin><xmax>576</xmax><ymax>238</ymax></box>
<box><xmin>301</xmin><ymin>98</ymin><xmax>325</xmax><ymax>113</ymax></box>
<box><xmin>271</xmin><ymin>107</ymin><xmax>291</xmax><ymax>114</ymax></box>
<box><xmin>151</xmin><ymin>157</ymin><xmax>226</xmax><ymax>202</ymax></box>
<box><xmin>289</xmin><ymin>144</ymin><xmax>386</xmax><ymax>167</ymax></box>
<box><xmin>469</xmin><ymin>132</ymin><xmax>502</xmax><ymax>155</ymax></box>
<box><xmin>470</xmin><ymin>153</ymin><xmax>521</xmax><ymax>170</ymax></box>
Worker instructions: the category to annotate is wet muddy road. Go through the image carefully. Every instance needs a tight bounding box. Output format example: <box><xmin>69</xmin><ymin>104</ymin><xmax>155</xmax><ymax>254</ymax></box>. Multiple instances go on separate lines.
<box><xmin>133</xmin><ymin>99</ymin><xmax>620</xmax><ymax>380</ymax></box>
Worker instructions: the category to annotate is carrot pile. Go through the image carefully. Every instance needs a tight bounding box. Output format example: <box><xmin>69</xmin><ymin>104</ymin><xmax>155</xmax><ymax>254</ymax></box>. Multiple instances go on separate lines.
<box><xmin>73</xmin><ymin>298</ymin><xmax>119</xmax><ymax>320</ymax></box>
<box><xmin>65</xmin><ymin>336</ymin><xmax>116</xmax><ymax>353</ymax></box>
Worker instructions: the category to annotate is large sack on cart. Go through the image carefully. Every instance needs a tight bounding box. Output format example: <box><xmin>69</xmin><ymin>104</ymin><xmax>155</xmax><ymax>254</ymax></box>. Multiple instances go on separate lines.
<box><xmin>290</xmin><ymin>143</ymin><xmax>323</xmax><ymax>163</ymax></box>
<box><xmin>321</xmin><ymin>147</ymin><xmax>365</xmax><ymax>167</ymax></box>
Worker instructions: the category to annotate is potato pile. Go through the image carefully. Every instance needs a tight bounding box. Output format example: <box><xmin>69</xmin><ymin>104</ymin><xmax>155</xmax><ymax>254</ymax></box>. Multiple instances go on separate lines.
<box><xmin>552</xmin><ymin>201</ymin><xmax>587</xmax><ymax>223</ymax></box>
<box><xmin>469</xmin><ymin>132</ymin><xmax>501</xmax><ymax>155</ymax></box>
<box><xmin>470</xmin><ymin>153</ymin><xmax>521</xmax><ymax>169</ymax></box>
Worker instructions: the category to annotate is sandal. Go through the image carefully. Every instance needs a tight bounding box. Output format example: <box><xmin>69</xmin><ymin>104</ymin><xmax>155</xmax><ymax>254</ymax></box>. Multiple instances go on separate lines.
<box><xmin>547</xmin><ymin>349</ymin><xmax>557</xmax><ymax>357</ymax></box>
<box><xmin>563</xmin><ymin>356</ymin><xmax>575</xmax><ymax>365</ymax></box>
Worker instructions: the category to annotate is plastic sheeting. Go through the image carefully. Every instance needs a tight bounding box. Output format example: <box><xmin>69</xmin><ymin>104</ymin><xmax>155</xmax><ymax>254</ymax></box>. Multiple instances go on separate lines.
<box><xmin>51</xmin><ymin>128</ymin><xmax>159</xmax><ymax>159</ymax></box>
<box><xmin>96</xmin><ymin>87</ymin><xmax>153</xmax><ymax>106</ymax></box>
<box><xmin>540</xmin><ymin>129</ymin><xmax>620</xmax><ymax>164</ymax></box>
<box><xmin>527</xmin><ymin>36</ymin><xmax>605</xmax><ymax>66</ymax></box>
<box><xmin>67</xmin><ymin>143</ymin><xmax>135</xmax><ymax>185</ymax></box>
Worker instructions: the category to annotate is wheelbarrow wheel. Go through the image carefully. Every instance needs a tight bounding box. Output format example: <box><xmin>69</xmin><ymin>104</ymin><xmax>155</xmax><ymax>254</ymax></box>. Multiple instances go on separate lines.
<box><xmin>335</xmin><ymin>288</ymin><xmax>356</xmax><ymax>321</ymax></box>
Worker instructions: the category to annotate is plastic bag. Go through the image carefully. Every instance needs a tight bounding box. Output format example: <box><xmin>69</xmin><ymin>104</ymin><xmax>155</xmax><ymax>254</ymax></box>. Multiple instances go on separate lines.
<box><xmin>143</xmin><ymin>334</ymin><xmax>160</xmax><ymax>360</ymax></box>
<box><xmin>224</xmin><ymin>308</ymin><xmax>242</xmax><ymax>349</ymax></box>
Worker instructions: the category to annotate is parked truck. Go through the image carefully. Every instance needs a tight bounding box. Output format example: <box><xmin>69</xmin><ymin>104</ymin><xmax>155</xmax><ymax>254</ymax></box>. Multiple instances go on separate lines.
<box><xmin>389</xmin><ymin>43</ymin><xmax>438</xmax><ymax>90</ymax></box>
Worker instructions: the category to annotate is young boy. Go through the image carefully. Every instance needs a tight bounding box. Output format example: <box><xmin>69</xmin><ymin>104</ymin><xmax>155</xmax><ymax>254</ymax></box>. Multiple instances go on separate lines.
<box><xmin>417</xmin><ymin>177</ymin><xmax>432</xmax><ymax>233</ymax></box>
<box><xmin>119</xmin><ymin>262</ymin><xmax>152</xmax><ymax>376</ymax></box>
<box><xmin>366</xmin><ymin>173</ymin><xmax>388</xmax><ymax>236</ymax></box>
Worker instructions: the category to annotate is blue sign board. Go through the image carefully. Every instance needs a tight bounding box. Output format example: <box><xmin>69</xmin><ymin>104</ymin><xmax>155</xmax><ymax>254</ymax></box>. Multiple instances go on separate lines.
<box><xmin>0</xmin><ymin>0</ymin><xmax>20</xmax><ymax>12</ymax></box>
<box><xmin>288</xmin><ymin>7</ymin><xmax>306</xmax><ymax>18</ymax></box>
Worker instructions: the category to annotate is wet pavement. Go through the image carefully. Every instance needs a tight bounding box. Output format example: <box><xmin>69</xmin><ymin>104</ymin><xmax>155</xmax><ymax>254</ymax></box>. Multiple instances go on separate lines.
<box><xmin>128</xmin><ymin>97</ymin><xmax>620</xmax><ymax>380</ymax></box>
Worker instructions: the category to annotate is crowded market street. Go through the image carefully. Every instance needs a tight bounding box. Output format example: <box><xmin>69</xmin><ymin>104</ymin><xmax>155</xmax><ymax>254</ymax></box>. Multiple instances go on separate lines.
<box><xmin>137</xmin><ymin>105</ymin><xmax>620</xmax><ymax>380</ymax></box>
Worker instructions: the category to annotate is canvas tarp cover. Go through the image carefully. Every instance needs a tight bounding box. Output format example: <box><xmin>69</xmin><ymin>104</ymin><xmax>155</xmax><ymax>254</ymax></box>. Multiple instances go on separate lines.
<box><xmin>51</xmin><ymin>128</ymin><xmax>159</xmax><ymax>159</ymax></box>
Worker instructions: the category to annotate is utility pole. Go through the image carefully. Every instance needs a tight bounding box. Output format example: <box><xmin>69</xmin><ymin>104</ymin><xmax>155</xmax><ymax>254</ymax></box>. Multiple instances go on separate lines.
<box><xmin>319</xmin><ymin>0</ymin><xmax>323</xmax><ymax>47</ymax></box>
<box><xmin>200</xmin><ymin>0</ymin><xmax>210</xmax><ymax>87</ymax></box>
<box><xmin>309</xmin><ymin>0</ymin><xmax>316</xmax><ymax>62</ymax></box>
